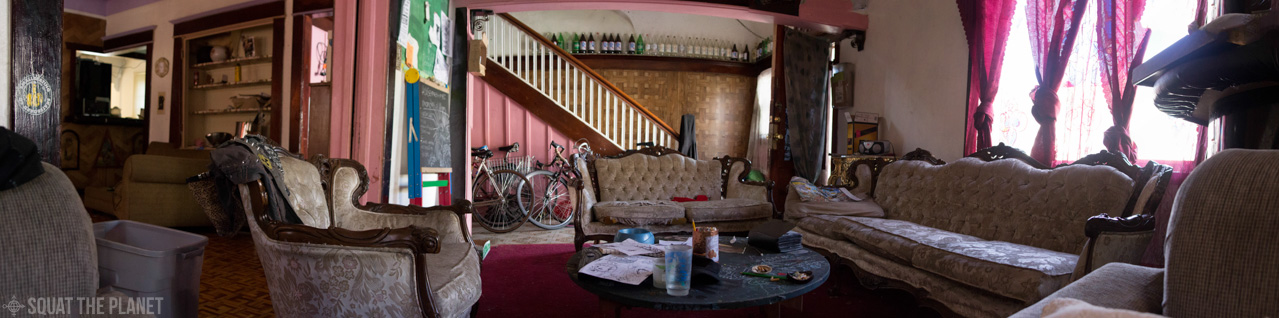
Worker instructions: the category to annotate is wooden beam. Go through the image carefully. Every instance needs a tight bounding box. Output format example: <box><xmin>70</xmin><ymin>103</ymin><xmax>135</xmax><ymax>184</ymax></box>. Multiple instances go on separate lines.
<box><xmin>10</xmin><ymin>0</ymin><xmax>63</xmax><ymax>164</ymax></box>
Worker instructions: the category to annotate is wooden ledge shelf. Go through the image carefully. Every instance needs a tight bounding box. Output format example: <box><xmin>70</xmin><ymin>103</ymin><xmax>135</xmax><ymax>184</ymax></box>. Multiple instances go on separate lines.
<box><xmin>193</xmin><ymin>107</ymin><xmax>271</xmax><ymax>115</ymax></box>
<box><xmin>571</xmin><ymin>54</ymin><xmax>771</xmax><ymax>77</ymax></box>
<box><xmin>193</xmin><ymin>80</ymin><xmax>274</xmax><ymax>90</ymax></box>
<box><xmin>192</xmin><ymin>55</ymin><xmax>274</xmax><ymax>70</ymax></box>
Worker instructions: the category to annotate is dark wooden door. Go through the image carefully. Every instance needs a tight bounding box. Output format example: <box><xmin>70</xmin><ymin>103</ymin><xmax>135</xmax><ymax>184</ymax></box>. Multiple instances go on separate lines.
<box><xmin>10</xmin><ymin>0</ymin><xmax>64</xmax><ymax>164</ymax></box>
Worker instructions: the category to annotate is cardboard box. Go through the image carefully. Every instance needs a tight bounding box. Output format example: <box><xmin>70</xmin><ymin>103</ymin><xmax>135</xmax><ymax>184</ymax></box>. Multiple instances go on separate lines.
<box><xmin>467</xmin><ymin>36</ymin><xmax>488</xmax><ymax>76</ymax></box>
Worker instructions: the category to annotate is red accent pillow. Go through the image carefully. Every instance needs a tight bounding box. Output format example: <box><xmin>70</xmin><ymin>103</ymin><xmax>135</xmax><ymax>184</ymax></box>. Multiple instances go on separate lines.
<box><xmin>671</xmin><ymin>195</ymin><xmax>709</xmax><ymax>202</ymax></box>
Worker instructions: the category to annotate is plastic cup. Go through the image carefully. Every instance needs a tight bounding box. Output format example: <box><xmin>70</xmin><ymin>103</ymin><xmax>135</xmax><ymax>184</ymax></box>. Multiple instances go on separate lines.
<box><xmin>664</xmin><ymin>245</ymin><xmax>693</xmax><ymax>296</ymax></box>
<box><xmin>652</xmin><ymin>264</ymin><xmax>666</xmax><ymax>288</ymax></box>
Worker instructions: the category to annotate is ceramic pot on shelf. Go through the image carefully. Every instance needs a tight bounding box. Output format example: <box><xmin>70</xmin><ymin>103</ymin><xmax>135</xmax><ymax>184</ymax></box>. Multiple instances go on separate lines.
<box><xmin>209</xmin><ymin>46</ymin><xmax>228</xmax><ymax>62</ymax></box>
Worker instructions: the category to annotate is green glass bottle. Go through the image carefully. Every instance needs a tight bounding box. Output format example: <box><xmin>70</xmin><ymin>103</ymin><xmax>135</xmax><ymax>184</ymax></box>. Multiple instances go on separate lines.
<box><xmin>572</xmin><ymin>33</ymin><xmax>581</xmax><ymax>53</ymax></box>
<box><xmin>635</xmin><ymin>34</ymin><xmax>645</xmax><ymax>55</ymax></box>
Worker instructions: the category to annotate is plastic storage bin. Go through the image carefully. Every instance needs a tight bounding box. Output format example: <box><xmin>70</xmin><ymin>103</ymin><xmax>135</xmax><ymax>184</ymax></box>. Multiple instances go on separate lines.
<box><xmin>93</xmin><ymin>220</ymin><xmax>208</xmax><ymax>318</ymax></box>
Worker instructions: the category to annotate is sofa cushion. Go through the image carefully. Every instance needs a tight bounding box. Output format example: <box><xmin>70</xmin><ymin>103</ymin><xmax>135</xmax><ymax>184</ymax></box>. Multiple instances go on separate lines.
<box><xmin>679</xmin><ymin>198</ymin><xmax>771</xmax><ymax>222</ymax></box>
<box><xmin>841</xmin><ymin>216</ymin><xmax>981</xmax><ymax>265</ymax></box>
<box><xmin>785</xmin><ymin>186</ymin><xmax>884</xmax><ymax>220</ymax></box>
<box><xmin>594</xmin><ymin>154</ymin><xmax>723</xmax><ymax>202</ymax></box>
<box><xmin>912</xmin><ymin>239</ymin><xmax>1078</xmax><ymax>303</ymax></box>
<box><xmin>594</xmin><ymin>200</ymin><xmax>687</xmax><ymax>226</ymax></box>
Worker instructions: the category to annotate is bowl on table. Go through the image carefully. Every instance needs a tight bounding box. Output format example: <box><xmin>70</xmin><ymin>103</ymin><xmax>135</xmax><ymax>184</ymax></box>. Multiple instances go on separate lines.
<box><xmin>614</xmin><ymin>228</ymin><xmax>655</xmax><ymax>244</ymax></box>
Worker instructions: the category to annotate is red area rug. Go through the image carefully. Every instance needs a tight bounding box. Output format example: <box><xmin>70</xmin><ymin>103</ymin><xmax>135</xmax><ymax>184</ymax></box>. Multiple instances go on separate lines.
<box><xmin>476</xmin><ymin>244</ymin><xmax>940</xmax><ymax>318</ymax></box>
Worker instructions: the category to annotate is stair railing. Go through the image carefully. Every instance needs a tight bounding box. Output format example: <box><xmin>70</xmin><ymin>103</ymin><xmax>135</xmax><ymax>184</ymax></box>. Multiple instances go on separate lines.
<box><xmin>483</xmin><ymin>13</ymin><xmax>679</xmax><ymax>151</ymax></box>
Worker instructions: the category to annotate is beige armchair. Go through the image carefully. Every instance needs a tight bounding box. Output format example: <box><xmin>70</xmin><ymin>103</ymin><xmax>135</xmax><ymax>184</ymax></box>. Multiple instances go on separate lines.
<box><xmin>240</xmin><ymin>156</ymin><xmax>480</xmax><ymax>318</ymax></box>
<box><xmin>1012</xmin><ymin>149</ymin><xmax>1279</xmax><ymax>317</ymax></box>
<box><xmin>89</xmin><ymin>142</ymin><xmax>211</xmax><ymax>227</ymax></box>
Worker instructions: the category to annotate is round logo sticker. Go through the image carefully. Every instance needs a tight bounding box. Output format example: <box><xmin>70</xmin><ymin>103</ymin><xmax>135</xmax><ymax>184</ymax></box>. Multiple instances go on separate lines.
<box><xmin>16</xmin><ymin>75</ymin><xmax>53</xmax><ymax>116</ymax></box>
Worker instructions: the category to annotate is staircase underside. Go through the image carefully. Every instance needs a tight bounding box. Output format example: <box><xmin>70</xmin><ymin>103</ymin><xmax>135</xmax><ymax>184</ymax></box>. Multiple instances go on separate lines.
<box><xmin>481</xmin><ymin>58</ymin><xmax>626</xmax><ymax>155</ymax></box>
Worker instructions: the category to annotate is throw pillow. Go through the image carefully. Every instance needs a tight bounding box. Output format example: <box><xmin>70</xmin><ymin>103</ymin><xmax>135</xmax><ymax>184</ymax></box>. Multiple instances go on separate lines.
<box><xmin>1042</xmin><ymin>298</ymin><xmax>1166</xmax><ymax>318</ymax></box>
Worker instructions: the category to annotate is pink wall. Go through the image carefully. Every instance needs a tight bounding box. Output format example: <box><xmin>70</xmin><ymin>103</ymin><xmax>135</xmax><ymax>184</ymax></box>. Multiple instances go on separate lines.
<box><xmin>330</xmin><ymin>0</ymin><xmax>357</xmax><ymax>159</ymax></box>
<box><xmin>455</xmin><ymin>0</ymin><xmax>867</xmax><ymax>32</ymax></box>
<box><xmin>468</xmin><ymin>75</ymin><xmax>578</xmax><ymax>167</ymax></box>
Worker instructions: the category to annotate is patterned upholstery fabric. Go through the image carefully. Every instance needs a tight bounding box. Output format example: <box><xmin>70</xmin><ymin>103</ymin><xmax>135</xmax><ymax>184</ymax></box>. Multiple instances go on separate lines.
<box><xmin>593</xmin><ymin>200</ymin><xmax>686</xmax><ymax>226</ymax></box>
<box><xmin>725</xmin><ymin>161</ymin><xmax>767</xmax><ymax>200</ymax></box>
<box><xmin>799</xmin><ymin>214</ymin><xmax>1076</xmax><ymax>303</ymax></box>
<box><xmin>680</xmin><ymin>198</ymin><xmax>771</xmax><ymax>222</ymax></box>
<box><xmin>579</xmin><ymin>153</ymin><xmax>773</xmax><ymax>245</ymax></box>
<box><xmin>255</xmin><ymin>162</ymin><xmax>480</xmax><ymax>318</ymax></box>
<box><xmin>912</xmin><ymin>239</ymin><xmax>1077</xmax><ymax>303</ymax></box>
<box><xmin>1010</xmin><ymin>263</ymin><xmax>1165</xmax><ymax>318</ymax></box>
<box><xmin>798</xmin><ymin>228</ymin><xmax>1025</xmax><ymax>318</ymax></box>
<box><xmin>594</xmin><ymin>154</ymin><xmax>722</xmax><ymax>202</ymax></box>
<box><xmin>0</xmin><ymin>163</ymin><xmax>99</xmax><ymax>306</ymax></box>
<box><xmin>1163</xmin><ymin>149</ymin><xmax>1279</xmax><ymax>317</ymax></box>
<box><xmin>277</xmin><ymin>156</ymin><xmax>330</xmax><ymax>228</ymax></box>
<box><xmin>246</xmin><ymin>216</ymin><xmax>427</xmax><ymax>318</ymax></box>
<box><xmin>875</xmin><ymin>158</ymin><xmax>1134</xmax><ymax>254</ymax></box>
<box><xmin>1039</xmin><ymin>298</ymin><xmax>1167</xmax><ymax>318</ymax></box>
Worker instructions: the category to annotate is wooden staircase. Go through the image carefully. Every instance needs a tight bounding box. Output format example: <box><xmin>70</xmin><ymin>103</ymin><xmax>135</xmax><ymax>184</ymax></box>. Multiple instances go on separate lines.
<box><xmin>476</xmin><ymin>13</ymin><xmax>679</xmax><ymax>155</ymax></box>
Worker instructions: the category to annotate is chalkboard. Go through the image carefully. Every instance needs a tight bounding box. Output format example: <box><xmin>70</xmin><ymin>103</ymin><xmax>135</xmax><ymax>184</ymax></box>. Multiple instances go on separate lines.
<box><xmin>418</xmin><ymin>82</ymin><xmax>450</xmax><ymax>169</ymax></box>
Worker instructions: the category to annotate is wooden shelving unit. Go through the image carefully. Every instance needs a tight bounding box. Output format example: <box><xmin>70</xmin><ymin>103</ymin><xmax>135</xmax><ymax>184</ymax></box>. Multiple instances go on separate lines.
<box><xmin>178</xmin><ymin>21</ymin><xmax>279</xmax><ymax>147</ymax></box>
<box><xmin>572</xmin><ymin>54</ymin><xmax>772</xmax><ymax>77</ymax></box>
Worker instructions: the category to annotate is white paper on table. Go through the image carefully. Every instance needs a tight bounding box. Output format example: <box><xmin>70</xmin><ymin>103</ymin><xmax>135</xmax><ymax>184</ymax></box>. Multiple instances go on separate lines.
<box><xmin>578</xmin><ymin>255</ymin><xmax>657</xmax><ymax>285</ymax></box>
<box><xmin>659</xmin><ymin>238</ymin><xmax>693</xmax><ymax>246</ymax></box>
<box><xmin>595</xmin><ymin>239</ymin><xmax>665</xmax><ymax>256</ymax></box>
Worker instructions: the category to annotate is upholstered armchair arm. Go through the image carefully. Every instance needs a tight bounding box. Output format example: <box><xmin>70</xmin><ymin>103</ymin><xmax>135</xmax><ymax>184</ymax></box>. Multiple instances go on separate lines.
<box><xmin>1010</xmin><ymin>263</ymin><xmax>1164</xmax><ymax>318</ymax></box>
<box><xmin>1072</xmin><ymin>213</ymin><xmax>1157</xmax><ymax>280</ymax></box>
<box><xmin>322</xmin><ymin>158</ymin><xmax>471</xmax><ymax>244</ymax></box>
<box><xmin>241</xmin><ymin>181</ymin><xmax>448</xmax><ymax>318</ymax></box>
<box><xmin>356</xmin><ymin>202</ymin><xmax>474</xmax><ymax>245</ymax></box>
<box><xmin>717</xmin><ymin>156</ymin><xmax>773</xmax><ymax>203</ymax></box>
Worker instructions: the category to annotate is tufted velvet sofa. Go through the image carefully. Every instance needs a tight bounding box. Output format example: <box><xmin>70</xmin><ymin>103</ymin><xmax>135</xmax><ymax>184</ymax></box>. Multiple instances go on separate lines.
<box><xmin>791</xmin><ymin>145</ymin><xmax>1171</xmax><ymax>318</ymax></box>
<box><xmin>573</xmin><ymin>147</ymin><xmax>774</xmax><ymax>251</ymax></box>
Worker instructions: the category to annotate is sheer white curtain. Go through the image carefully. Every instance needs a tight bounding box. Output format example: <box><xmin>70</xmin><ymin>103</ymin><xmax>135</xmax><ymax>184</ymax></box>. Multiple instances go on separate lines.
<box><xmin>747</xmin><ymin>68</ymin><xmax>773</xmax><ymax>175</ymax></box>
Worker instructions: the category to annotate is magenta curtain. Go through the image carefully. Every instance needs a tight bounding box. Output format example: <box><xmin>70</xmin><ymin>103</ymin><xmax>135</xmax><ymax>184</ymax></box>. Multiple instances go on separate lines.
<box><xmin>959</xmin><ymin>0</ymin><xmax>1017</xmax><ymax>154</ymax></box>
<box><xmin>1097</xmin><ymin>0</ymin><xmax>1150</xmax><ymax>163</ymax></box>
<box><xmin>1026</xmin><ymin>0</ymin><xmax>1090</xmax><ymax>165</ymax></box>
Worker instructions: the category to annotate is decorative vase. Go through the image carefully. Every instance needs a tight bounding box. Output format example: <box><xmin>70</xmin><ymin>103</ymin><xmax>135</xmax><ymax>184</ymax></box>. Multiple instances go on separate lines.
<box><xmin>209</xmin><ymin>46</ymin><xmax>228</xmax><ymax>62</ymax></box>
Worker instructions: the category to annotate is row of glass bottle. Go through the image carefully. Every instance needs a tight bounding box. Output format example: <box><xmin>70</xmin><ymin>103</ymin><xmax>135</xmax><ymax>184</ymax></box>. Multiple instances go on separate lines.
<box><xmin>544</xmin><ymin>32</ymin><xmax>772</xmax><ymax>62</ymax></box>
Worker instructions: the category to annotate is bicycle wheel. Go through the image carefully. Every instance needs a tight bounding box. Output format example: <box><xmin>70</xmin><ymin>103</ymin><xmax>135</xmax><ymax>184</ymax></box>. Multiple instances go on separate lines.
<box><xmin>523</xmin><ymin>170</ymin><xmax>574</xmax><ymax>230</ymax></box>
<box><xmin>471</xmin><ymin>169</ymin><xmax>533</xmax><ymax>233</ymax></box>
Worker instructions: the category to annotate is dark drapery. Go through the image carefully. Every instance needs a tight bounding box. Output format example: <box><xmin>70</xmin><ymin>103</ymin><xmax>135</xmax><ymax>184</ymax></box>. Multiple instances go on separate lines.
<box><xmin>958</xmin><ymin>0</ymin><xmax>1017</xmax><ymax>154</ymax></box>
<box><xmin>783</xmin><ymin>29</ymin><xmax>831</xmax><ymax>181</ymax></box>
<box><xmin>1097</xmin><ymin>0</ymin><xmax>1150</xmax><ymax>162</ymax></box>
<box><xmin>1026</xmin><ymin>0</ymin><xmax>1090</xmax><ymax>164</ymax></box>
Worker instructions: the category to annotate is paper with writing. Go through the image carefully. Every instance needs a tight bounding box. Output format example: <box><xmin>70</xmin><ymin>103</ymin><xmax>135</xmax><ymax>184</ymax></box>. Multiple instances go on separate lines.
<box><xmin>578</xmin><ymin>255</ymin><xmax>658</xmax><ymax>285</ymax></box>
<box><xmin>594</xmin><ymin>239</ymin><xmax>665</xmax><ymax>256</ymax></box>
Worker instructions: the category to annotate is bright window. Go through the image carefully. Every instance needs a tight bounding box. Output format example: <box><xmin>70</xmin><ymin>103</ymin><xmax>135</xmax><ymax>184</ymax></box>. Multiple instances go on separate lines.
<box><xmin>991</xmin><ymin>0</ymin><xmax>1201</xmax><ymax>169</ymax></box>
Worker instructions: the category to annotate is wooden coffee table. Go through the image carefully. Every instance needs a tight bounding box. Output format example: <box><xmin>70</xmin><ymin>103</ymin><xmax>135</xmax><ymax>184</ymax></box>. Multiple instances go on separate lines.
<box><xmin>565</xmin><ymin>237</ymin><xmax>830</xmax><ymax>318</ymax></box>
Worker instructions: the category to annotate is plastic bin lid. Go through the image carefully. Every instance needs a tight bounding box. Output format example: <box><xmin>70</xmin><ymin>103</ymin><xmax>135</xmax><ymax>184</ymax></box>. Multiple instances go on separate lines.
<box><xmin>93</xmin><ymin>220</ymin><xmax>209</xmax><ymax>258</ymax></box>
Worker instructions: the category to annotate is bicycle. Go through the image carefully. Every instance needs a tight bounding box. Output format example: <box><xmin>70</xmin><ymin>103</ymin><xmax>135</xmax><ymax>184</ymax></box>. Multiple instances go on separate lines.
<box><xmin>524</xmin><ymin>141</ymin><xmax>584</xmax><ymax>230</ymax></box>
<box><xmin>470</xmin><ymin>143</ymin><xmax>534</xmax><ymax>233</ymax></box>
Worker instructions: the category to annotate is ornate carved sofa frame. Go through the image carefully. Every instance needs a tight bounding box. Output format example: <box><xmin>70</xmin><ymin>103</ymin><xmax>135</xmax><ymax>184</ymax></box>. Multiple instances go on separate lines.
<box><xmin>572</xmin><ymin>146</ymin><xmax>775</xmax><ymax>250</ymax></box>
<box><xmin>794</xmin><ymin>144</ymin><xmax>1171</xmax><ymax>318</ymax></box>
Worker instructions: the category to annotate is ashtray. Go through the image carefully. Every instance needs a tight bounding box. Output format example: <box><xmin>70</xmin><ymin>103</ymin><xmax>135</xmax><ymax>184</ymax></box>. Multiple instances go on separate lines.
<box><xmin>750</xmin><ymin>265</ymin><xmax>772</xmax><ymax>274</ymax></box>
<box><xmin>788</xmin><ymin>271</ymin><xmax>813</xmax><ymax>283</ymax></box>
